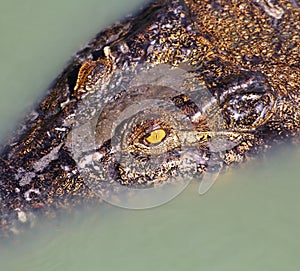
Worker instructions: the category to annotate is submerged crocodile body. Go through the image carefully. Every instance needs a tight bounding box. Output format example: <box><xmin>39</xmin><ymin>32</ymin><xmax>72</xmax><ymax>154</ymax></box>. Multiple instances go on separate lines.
<box><xmin>0</xmin><ymin>0</ymin><xmax>299</xmax><ymax>236</ymax></box>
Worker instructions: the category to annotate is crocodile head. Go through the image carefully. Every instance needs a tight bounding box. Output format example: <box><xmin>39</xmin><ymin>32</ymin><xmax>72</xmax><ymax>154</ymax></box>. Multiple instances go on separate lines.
<box><xmin>68</xmin><ymin>61</ymin><xmax>276</xmax><ymax>207</ymax></box>
<box><xmin>0</xmin><ymin>0</ymin><xmax>299</xmax><ymax>234</ymax></box>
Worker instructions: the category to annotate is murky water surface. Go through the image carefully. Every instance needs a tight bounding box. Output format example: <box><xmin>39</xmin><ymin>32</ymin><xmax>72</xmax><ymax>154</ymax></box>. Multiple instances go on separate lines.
<box><xmin>0</xmin><ymin>1</ymin><xmax>300</xmax><ymax>270</ymax></box>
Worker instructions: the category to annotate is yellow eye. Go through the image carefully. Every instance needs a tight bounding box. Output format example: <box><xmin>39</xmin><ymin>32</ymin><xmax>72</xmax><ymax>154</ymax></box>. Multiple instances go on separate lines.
<box><xmin>144</xmin><ymin>129</ymin><xmax>167</xmax><ymax>145</ymax></box>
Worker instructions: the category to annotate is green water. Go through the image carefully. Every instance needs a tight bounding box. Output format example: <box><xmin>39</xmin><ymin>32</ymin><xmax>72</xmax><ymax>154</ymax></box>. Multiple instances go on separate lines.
<box><xmin>1</xmin><ymin>1</ymin><xmax>300</xmax><ymax>270</ymax></box>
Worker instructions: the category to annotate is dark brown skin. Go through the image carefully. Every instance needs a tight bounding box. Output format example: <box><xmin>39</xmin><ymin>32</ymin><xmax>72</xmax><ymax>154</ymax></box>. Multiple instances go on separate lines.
<box><xmin>0</xmin><ymin>0</ymin><xmax>299</xmax><ymax>237</ymax></box>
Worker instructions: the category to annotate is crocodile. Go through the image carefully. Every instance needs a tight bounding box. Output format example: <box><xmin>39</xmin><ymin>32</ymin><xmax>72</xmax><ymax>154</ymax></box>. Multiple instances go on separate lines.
<box><xmin>0</xmin><ymin>0</ymin><xmax>299</xmax><ymax>237</ymax></box>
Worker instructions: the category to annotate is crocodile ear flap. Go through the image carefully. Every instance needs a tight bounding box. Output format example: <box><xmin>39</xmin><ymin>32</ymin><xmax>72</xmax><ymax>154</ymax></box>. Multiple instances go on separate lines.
<box><xmin>212</xmin><ymin>71</ymin><xmax>276</xmax><ymax>131</ymax></box>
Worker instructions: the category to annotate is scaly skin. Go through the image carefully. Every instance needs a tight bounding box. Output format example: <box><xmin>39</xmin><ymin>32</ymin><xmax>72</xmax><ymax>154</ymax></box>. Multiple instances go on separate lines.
<box><xmin>0</xmin><ymin>0</ymin><xmax>299</xmax><ymax>237</ymax></box>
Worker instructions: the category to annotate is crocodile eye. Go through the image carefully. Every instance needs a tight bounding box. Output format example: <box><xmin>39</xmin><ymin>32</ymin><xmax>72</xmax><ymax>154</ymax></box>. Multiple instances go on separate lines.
<box><xmin>144</xmin><ymin>129</ymin><xmax>167</xmax><ymax>145</ymax></box>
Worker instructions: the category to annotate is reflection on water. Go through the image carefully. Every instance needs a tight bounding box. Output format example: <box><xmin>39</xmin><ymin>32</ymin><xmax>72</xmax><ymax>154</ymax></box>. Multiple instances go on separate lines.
<box><xmin>0</xmin><ymin>1</ymin><xmax>300</xmax><ymax>270</ymax></box>
<box><xmin>1</xmin><ymin>145</ymin><xmax>300</xmax><ymax>270</ymax></box>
